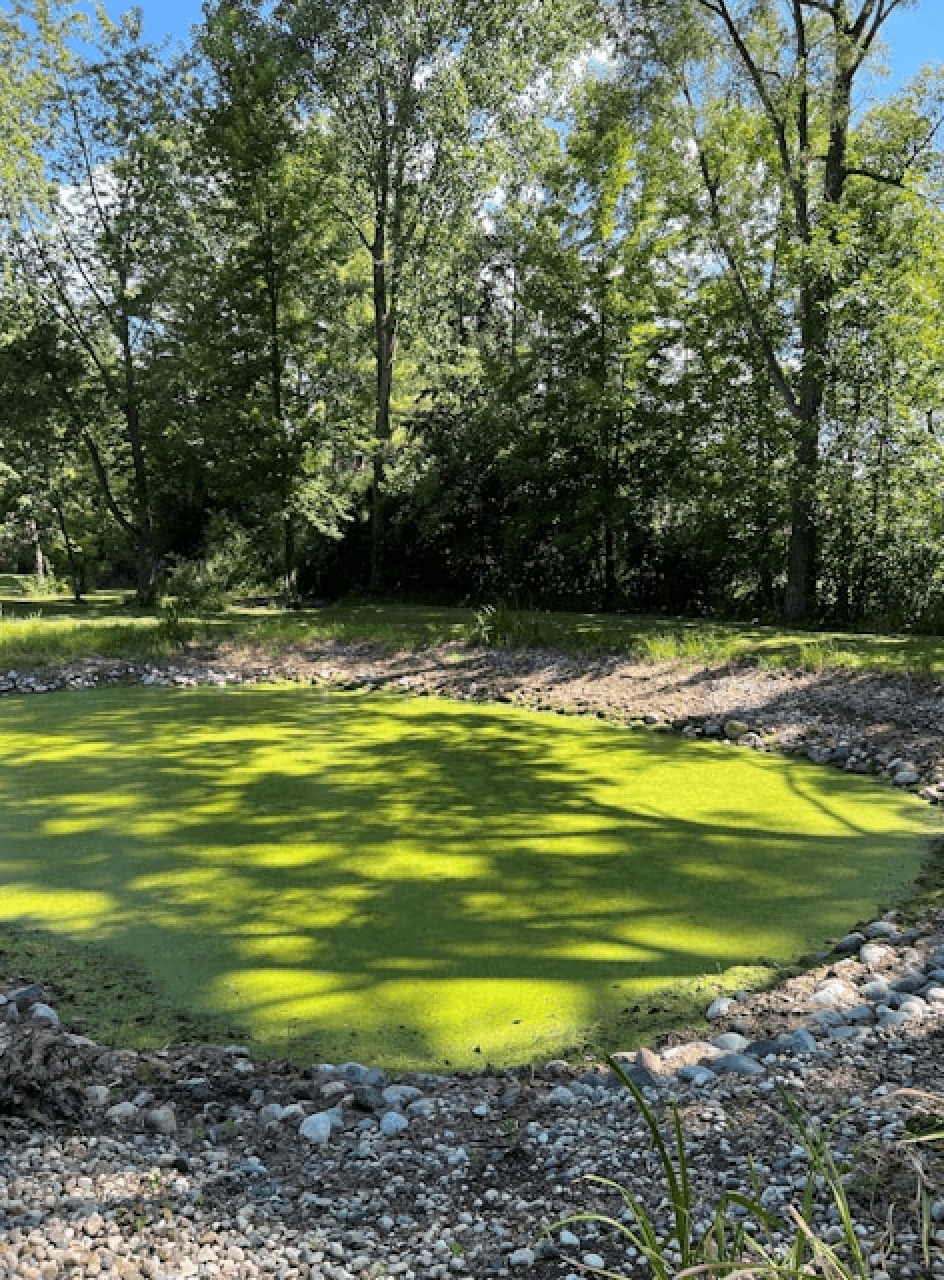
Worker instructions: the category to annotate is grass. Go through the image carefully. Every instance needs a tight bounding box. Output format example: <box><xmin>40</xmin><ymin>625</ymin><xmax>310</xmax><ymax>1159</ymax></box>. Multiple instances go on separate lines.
<box><xmin>555</xmin><ymin>1061</ymin><xmax>936</xmax><ymax>1278</ymax></box>
<box><xmin>0</xmin><ymin>684</ymin><xmax>937</xmax><ymax>1069</ymax></box>
<box><xmin>3</xmin><ymin>584</ymin><xmax>944</xmax><ymax>677</ymax></box>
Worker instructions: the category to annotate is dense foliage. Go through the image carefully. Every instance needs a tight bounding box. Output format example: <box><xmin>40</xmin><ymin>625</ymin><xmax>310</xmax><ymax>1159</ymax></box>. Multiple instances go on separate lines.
<box><xmin>0</xmin><ymin>0</ymin><xmax>942</xmax><ymax>626</ymax></box>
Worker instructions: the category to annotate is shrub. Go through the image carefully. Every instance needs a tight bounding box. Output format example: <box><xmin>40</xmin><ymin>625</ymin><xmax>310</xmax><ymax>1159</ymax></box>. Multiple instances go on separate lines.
<box><xmin>468</xmin><ymin>601</ymin><xmax>555</xmax><ymax>649</ymax></box>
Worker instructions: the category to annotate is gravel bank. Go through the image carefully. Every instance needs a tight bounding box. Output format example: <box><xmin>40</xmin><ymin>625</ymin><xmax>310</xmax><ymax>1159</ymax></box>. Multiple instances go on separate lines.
<box><xmin>3</xmin><ymin>914</ymin><xmax>944</xmax><ymax>1280</ymax></box>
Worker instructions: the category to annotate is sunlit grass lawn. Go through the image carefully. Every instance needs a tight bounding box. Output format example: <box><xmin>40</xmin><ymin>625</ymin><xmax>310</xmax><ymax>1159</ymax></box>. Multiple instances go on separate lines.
<box><xmin>3</xmin><ymin>577</ymin><xmax>944</xmax><ymax>676</ymax></box>
<box><xmin>0</xmin><ymin>684</ymin><xmax>937</xmax><ymax>1069</ymax></box>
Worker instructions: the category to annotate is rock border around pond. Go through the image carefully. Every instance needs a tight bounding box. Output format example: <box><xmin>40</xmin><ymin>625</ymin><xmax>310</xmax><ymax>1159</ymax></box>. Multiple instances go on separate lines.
<box><xmin>3</xmin><ymin>910</ymin><xmax>944</xmax><ymax>1279</ymax></box>
<box><xmin>3</xmin><ymin>646</ymin><xmax>944</xmax><ymax>804</ymax></box>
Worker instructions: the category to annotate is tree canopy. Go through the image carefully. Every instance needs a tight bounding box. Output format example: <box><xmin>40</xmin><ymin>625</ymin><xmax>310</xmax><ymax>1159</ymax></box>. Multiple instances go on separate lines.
<box><xmin>0</xmin><ymin>0</ymin><xmax>942</xmax><ymax>627</ymax></box>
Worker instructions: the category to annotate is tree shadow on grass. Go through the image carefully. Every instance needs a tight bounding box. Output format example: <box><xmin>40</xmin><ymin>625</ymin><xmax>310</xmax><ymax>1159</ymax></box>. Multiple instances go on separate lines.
<box><xmin>0</xmin><ymin>687</ymin><xmax>936</xmax><ymax>1067</ymax></box>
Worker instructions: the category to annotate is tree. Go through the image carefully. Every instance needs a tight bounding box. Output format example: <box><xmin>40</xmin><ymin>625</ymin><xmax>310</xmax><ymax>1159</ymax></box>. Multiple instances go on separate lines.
<box><xmin>0</xmin><ymin>310</ymin><xmax>107</xmax><ymax>598</ymax></box>
<box><xmin>277</xmin><ymin>0</ymin><xmax>599</xmax><ymax>591</ymax></box>
<box><xmin>615</xmin><ymin>0</ymin><xmax>944</xmax><ymax>620</ymax></box>
<box><xmin>168</xmin><ymin>0</ymin><xmax>363</xmax><ymax>599</ymax></box>
<box><xmin>9</xmin><ymin>11</ymin><xmax>190</xmax><ymax>602</ymax></box>
<box><xmin>0</xmin><ymin>0</ymin><xmax>74</xmax><ymax>217</ymax></box>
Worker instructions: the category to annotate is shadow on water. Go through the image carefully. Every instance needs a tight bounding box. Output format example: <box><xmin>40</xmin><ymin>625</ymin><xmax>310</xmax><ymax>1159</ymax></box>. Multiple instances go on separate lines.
<box><xmin>0</xmin><ymin>686</ymin><xmax>937</xmax><ymax>1068</ymax></box>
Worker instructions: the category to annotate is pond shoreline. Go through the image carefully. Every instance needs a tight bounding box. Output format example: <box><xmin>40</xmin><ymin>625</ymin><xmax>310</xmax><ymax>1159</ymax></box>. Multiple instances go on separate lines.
<box><xmin>2</xmin><ymin>643</ymin><xmax>944</xmax><ymax>1276</ymax></box>
<box><xmin>6</xmin><ymin>639</ymin><xmax>944</xmax><ymax>799</ymax></box>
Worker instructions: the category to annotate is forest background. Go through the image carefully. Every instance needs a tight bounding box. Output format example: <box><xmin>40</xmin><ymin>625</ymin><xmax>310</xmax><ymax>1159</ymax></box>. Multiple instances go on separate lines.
<box><xmin>1</xmin><ymin>0</ymin><xmax>943</xmax><ymax>629</ymax></box>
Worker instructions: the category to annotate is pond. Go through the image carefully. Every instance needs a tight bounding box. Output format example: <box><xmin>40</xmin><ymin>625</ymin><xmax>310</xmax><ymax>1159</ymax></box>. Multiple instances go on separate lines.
<box><xmin>0</xmin><ymin>685</ymin><xmax>937</xmax><ymax>1068</ymax></box>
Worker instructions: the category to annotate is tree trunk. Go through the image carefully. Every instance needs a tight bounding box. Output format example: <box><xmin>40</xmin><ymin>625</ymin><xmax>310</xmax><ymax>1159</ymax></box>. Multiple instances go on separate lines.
<box><xmin>782</xmin><ymin>164</ymin><xmax>826</xmax><ymax>623</ymax></box>
<box><xmin>263</xmin><ymin>213</ymin><xmax>296</xmax><ymax>605</ymax></box>
<box><xmin>598</xmin><ymin>261</ymin><xmax>618</xmax><ymax>612</ymax></box>
<box><xmin>52</xmin><ymin>494</ymin><xmax>83</xmax><ymax>602</ymax></box>
<box><xmin>369</xmin><ymin>225</ymin><xmax>395</xmax><ymax>596</ymax></box>
<box><xmin>28</xmin><ymin>518</ymin><xmax>44</xmax><ymax>582</ymax></box>
<box><xmin>283</xmin><ymin>513</ymin><xmax>297</xmax><ymax>604</ymax></box>
<box><xmin>602</xmin><ymin>519</ymin><xmax>617</xmax><ymax>610</ymax></box>
<box><xmin>783</xmin><ymin>482</ymin><xmax>815</xmax><ymax>623</ymax></box>
<box><xmin>119</xmin><ymin>312</ymin><xmax>156</xmax><ymax>604</ymax></box>
<box><xmin>783</xmin><ymin>398</ymin><xmax>822</xmax><ymax>623</ymax></box>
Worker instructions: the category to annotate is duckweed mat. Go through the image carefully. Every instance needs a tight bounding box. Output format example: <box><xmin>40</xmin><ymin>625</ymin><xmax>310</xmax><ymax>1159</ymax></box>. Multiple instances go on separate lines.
<box><xmin>0</xmin><ymin>686</ymin><xmax>937</xmax><ymax>1069</ymax></box>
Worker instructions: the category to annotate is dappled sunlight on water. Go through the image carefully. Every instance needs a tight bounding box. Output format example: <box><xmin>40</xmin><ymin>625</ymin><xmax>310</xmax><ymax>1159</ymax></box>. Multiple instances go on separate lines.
<box><xmin>0</xmin><ymin>685</ymin><xmax>937</xmax><ymax>1068</ymax></box>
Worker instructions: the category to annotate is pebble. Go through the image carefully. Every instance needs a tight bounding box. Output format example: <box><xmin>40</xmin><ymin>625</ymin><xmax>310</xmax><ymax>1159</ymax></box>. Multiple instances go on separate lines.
<box><xmin>712</xmin><ymin>1032</ymin><xmax>749</xmax><ymax>1052</ymax></box>
<box><xmin>299</xmin><ymin>1112</ymin><xmax>333</xmax><ymax>1144</ymax></box>
<box><xmin>862</xmin><ymin>979</ymin><xmax>891</xmax><ymax>1000</ymax></box>
<box><xmin>146</xmin><ymin>1104</ymin><xmax>177</xmax><ymax>1135</ymax></box>
<box><xmin>380</xmin><ymin>1110</ymin><xmax>410</xmax><ymax>1136</ymax></box>
<box><xmin>105</xmin><ymin>1101</ymin><xmax>137</xmax><ymax>1124</ymax></box>
<box><xmin>705</xmin><ymin>997</ymin><xmax>733</xmax><ymax>1020</ymax></box>
<box><xmin>383</xmin><ymin>1084</ymin><xmax>423</xmax><ymax>1107</ymax></box>
<box><xmin>861</xmin><ymin>943</ymin><xmax>895</xmax><ymax>968</ymax></box>
<box><xmin>866</xmin><ymin>921</ymin><xmax>900</xmax><ymax>940</ymax></box>
<box><xmin>835</xmin><ymin>932</ymin><xmax>866</xmax><ymax>953</ymax></box>
<box><xmin>27</xmin><ymin>1002</ymin><xmax>58</xmax><ymax>1026</ymax></box>
<box><xmin>711</xmin><ymin>1053</ymin><xmax>767</xmax><ymax>1077</ymax></box>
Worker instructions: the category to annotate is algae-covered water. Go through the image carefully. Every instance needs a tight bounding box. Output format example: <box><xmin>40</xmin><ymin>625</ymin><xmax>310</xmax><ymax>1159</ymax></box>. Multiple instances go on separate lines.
<box><xmin>0</xmin><ymin>686</ymin><xmax>937</xmax><ymax>1068</ymax></box>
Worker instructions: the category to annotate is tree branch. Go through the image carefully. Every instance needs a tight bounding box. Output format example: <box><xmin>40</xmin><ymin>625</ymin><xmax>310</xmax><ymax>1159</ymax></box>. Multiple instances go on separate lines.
<box><xmin>79</xmin><ymin>425</ymin><xmax>136</xmax><ymax>538</ymax></box>
<box><xmin>38</xmin><ymin>351</ymin><xmax>137</xmax><ymax>539</ymax></box>
<box><xmin>842</xmin><ymin>164</ymin><xmax>906</xmax><ymax>186</ymax></box>
<box><xmin>13</xmin><ymin>228</ymin><xmax>117</xmax><ymax>396</ymax></box>
<box><xmin>693</xmin><ymin>0</ymin><xmax>806</xmax><ymax>232</ymax></box>
<box><xmin>681</xmin><ymin>79</ymin><xmax>800</xmax><ymax>419</ymax></box>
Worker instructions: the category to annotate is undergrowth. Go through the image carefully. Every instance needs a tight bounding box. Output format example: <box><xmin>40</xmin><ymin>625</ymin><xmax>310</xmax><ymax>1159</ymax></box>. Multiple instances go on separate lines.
<box><xmin>3</xmin><ymin>590</ymin><xmax>944</xmax><ymax>679</ymax></box>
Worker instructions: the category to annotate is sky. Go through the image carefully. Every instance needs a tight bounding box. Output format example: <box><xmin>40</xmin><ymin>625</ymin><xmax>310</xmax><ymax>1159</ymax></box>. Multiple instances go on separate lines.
<box><xmin>107</xmin><ymin>0</ymin><xmax>944</xmax><ymax>95</ymax></box>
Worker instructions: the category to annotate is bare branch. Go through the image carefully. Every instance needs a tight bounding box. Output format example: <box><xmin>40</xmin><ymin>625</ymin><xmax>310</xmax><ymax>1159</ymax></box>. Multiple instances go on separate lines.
<box><xmin>842</xmin><ymin>164</ymin><xmax>906</xmax><ymax>186</ymax></box>
<box><xmin>850</xmin><ymin>0</ymin><xmax>910</xmax><ymax>73</ymax></box>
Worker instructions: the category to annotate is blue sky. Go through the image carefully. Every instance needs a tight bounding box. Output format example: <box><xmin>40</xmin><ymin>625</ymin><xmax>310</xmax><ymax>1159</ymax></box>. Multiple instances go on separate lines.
<box><xmin>115</xmin><ymin>0</ymin><xmax>942</xmax><ymax>94</ymax></box>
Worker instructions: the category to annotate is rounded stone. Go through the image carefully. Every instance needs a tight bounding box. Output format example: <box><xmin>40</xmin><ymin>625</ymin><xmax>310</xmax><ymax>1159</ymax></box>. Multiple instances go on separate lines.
<box><xmin>712</xmin><ymin>1053</ymin><xmax>766</xmax><ymax>1077</ymax></box>
<box><xmin>105</xmin><ymin>1101</ymin><xmax>138</xmax><ymax>1124</ymax></box>
<box><xmin>712</xmin><ymin>1032</ymin><xmax>749</xmax><ymax>1053</ymax></box>
<box><xmin>299</xmin><ymin>1113</ymin><xmax>333</xmax><ymax>1144</ymax></box>
<box><xmin>382</xmin><ymin>1084</ymin><xmax>423</xmax><ymax>1107</ymax></box>
<box><xmin>28</xmin><ymin>1002</ymin><xmax>59</xmax><ymax>1026</ymax></box>
<box><xmin>864</xmin><ymin>920</ymin><xmax>899</xmax><ymax>939</ymax></box>
<box><xmin>860</xmin><ymin>943</ymin><xmax>894</xmax><ymax>968</ymax></box>
<box><xmin>705</xmin><ymin>997</ymin><xmax>733</xmax><ymax>1020</ymax></box>
<box><xmin>380</xmin><ymin>1110</ymin><xmax>410</xmax><ymax>1136</ymax></box>
<box><xmin>146</xmin><ymin>1105</ymin><xmax>177</xmax><ymax>1135</ymax></box>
